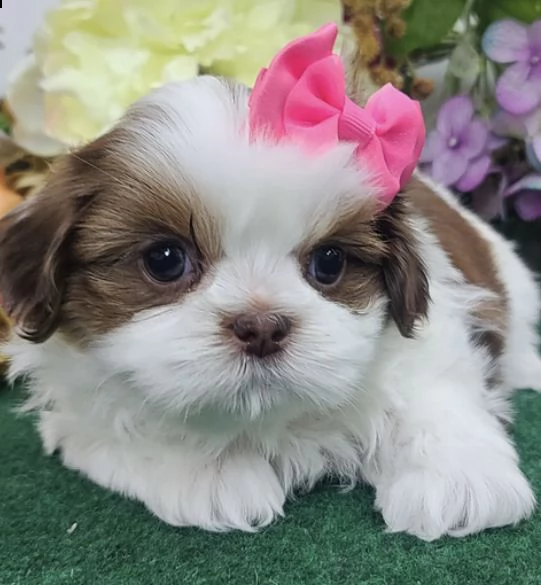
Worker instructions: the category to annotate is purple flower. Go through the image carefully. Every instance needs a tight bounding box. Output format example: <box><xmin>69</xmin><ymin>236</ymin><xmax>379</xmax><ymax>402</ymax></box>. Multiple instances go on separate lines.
<box><xmin>504</xmin><ymin>174</ymin><xmax>541</xmax><ymax>220</ymax></box>
<box><xmin>420</xmin><ymin>96</ymin><xmax>491</xmax><ymax>191</ymax></box>
<box><xmin>492</xmin><ymin>108</ymin><xmax>541</xmax><ymax>171</ymax></box>
<box><xmin>482</xmin><ymin>19</ymin><xmax>541</xmax><ymax>115</ymax></box>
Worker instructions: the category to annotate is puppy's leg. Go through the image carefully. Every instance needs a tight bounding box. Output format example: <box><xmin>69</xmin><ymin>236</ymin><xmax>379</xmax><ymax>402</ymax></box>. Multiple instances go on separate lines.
<box><xmin>369</xmin><ymin>377</ymin><xmax>535</xmax><ymax>541</ymax></box>
<box><xmin>498</xmin><ymin>242</ymin><xmax>541</xmax><ymax>392</ymax></box>
<box><xmin>504</xmin><ymin>303</ymin><xmax>541</xmax><ymax>392</ymax></box>
<box><xmin>38</xmin><ymin>411</ymin><xmax>285</xmax><ymax>531</ymax></box>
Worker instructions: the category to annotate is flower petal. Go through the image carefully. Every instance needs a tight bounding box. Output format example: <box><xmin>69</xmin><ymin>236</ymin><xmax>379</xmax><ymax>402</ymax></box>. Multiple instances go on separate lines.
<box><xmin>5</xmin><ymin>55</ymin><xmax>67</xmax><ymax>156</ymax></box>
<box><xmin>523</xmin><ymin>109</ymin><xmax>541</xmax><ymax>137</ymax></box>
<box><xmin>482</xmin><ymin>19</ymin><xmax>530</xmax><ymax>63</ymax></box>
<box><xmin>419</xmin><ymin>131</ymin><xmax>446</xmax><ymax>163</ymax></box>
<box><xmin>454</xmin><ymin>155</ymin><xmax>492</xmax><ymax>192</ymax></box>
<box><xmin>436</xmin><ymin>96</ymin><xmax>474</xmax><ymax>138</ymax></box>
<box><xmin>527</xmin><ymin>20</ymin><xmax>541</xmax><ymax>56</ymax></box>
<box><xmin>496</xmin><ymin>62</ymin><xmax>541</xmax><ymax>114</ymax></box>
<box><xmin>491</xmin><ymin>109</ymin><xmax>528</xmax><ymax>138</ymax></box>
<box><xmin>11</xmin><ymin>125</ymin><xmax>68</xmax><ymax>158</ymax></box>
<box><xmin>6</xmin><ymin>56</ymin><xmax>48</xmax><ymax>134</ymax></box>
<box><xmin>514</xmin><ymin>191</ymin><xmax>541</xmax><ymax>221</ymax></box>
<box><xmin>530</xmin><ymin>61</ymin><xmax>541</xmax><ymax>86</ymax></box>
<box><xmin>459</xmin><ymin>120</ymin><xmax>489</xmax><ymax>158</ymax></box>
<box><xmin>504</xmin><ymin>173</ymin><xmax>541</xmax><ymax>197</ymax></box>
<box><xmin>532</xmin><ymin>135</ymin><xmax>541</xmax><ymax>162</ymax></box>
<box><xmin>431</xmin><ymin>148</ymin><xmax>468</xmax><ymax>186</ymax></box>
<box><xmin>487</xmin><ymin>134</ymin><xmax>508</xmax><ymax>150</ymax></box>
<box><xmin>526</xmin><ymin>140</ymin><xmax>541</xmax><ymax>172</ymax></box>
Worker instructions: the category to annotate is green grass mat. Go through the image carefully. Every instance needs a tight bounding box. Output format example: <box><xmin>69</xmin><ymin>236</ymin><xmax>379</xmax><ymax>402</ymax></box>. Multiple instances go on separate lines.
<box><xmin>2</xmin><ymin>384</ymin><xmax>541</xmax><ymax>585</ymax></box>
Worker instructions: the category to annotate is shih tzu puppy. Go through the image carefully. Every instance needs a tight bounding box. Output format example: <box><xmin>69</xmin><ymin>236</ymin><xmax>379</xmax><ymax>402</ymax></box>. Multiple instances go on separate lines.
<box><xmin>1</xmin><ymin>24</ymin><xmax>540</xmax><ymax>541</ymax></box>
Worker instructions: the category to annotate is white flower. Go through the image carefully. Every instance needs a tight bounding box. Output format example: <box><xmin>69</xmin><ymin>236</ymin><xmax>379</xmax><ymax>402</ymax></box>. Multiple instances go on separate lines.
<box><xmin>6</xmin><ymin>0</ymin><xmax>340</xmax><ymax>155</ymax></box>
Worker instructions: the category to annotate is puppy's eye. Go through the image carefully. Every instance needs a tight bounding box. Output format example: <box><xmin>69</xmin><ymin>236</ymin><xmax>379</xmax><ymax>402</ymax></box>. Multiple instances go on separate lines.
<box><xmin>143</xmin><ymin>242</ymin><xmax>192</xmax><ymax>283</ymax></box>
<box><xmin>308</xmin><ymin>246</ymin><xmax>345</xmax><ymax>285</ymax></box>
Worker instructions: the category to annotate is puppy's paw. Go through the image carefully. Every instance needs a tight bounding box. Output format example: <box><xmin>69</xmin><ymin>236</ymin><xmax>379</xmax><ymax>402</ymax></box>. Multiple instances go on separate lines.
<box><xmin>145</xmin><ymin>453</ymin><xmax>286</xmax><ymax>532</ymax></box>
<box><xmin>375</xmin><ymin>461</ymin><xmax>535</xmax><ymax>541</ymax></box>
<box><xmin>43</xmin><ymin>412</ymin><xmax>286</xmax><ymax>532</ymax></box>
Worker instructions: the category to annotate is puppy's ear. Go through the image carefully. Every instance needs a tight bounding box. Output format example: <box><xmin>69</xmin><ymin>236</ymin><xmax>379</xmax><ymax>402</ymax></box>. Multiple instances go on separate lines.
<box><xmin>377</xmin><ymin>196</ymin><xmax>430</xmax><ymax>338</ymax></box>
<box><xmin>0</xmin><ymin>159</ymin><xmax>94</xmax><ymax>342</ymax></box>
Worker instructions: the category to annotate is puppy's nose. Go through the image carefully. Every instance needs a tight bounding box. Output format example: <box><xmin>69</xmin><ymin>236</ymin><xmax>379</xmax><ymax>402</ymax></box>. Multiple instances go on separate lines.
<box><xmin>231</xmin><ymin>313</ymin><xmax>292</xmax><ymax>358</ymax></box>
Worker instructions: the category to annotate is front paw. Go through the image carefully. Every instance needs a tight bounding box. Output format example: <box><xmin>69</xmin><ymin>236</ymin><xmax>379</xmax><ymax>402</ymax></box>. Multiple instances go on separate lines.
<box><xmin>375</xmin><ymin>462</ymin><xmax>536</xmax><ymax>541</ymax></box>
<box><xmin>146</xmin><ymin>454</ymin><xmax>286</xmax><ymax>532</ymax></box>
<box><xmin>44</xmin><ymin>413</ymin><xmax>286</xmax><ymax>532</ymax></box>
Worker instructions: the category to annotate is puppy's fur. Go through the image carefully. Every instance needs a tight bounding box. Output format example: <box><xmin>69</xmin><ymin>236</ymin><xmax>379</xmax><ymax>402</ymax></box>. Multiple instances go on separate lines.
<box><xmin>1</xmin><ymin>77</ymin><xmax>540</xmax><ymax>540</ymax></box>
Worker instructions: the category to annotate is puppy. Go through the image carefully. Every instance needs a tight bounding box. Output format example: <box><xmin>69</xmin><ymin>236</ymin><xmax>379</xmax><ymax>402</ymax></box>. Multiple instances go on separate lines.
<box><xmin>0</xmin><ymin>73</ymin><xmax>540</xmax><ymax>540</ymax></box>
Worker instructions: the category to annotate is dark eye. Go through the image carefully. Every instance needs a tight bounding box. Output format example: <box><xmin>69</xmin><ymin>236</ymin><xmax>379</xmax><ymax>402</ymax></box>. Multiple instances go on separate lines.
<box><xmin>143</xmin><ymin>242</ymin><xmax>191</xmax><ymax>283</ymax></box>
<box><xmin>308</xmin><ymin>246</ymin><xmax>345</xmax><ymax>285</ymax></box>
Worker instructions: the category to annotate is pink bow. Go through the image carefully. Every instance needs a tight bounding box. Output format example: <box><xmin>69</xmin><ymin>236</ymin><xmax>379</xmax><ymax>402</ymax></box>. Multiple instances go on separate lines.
<box><xmin>248</xmin><ymin>23</ymin><xmax>426</xmax><ymax>207</ymax></box>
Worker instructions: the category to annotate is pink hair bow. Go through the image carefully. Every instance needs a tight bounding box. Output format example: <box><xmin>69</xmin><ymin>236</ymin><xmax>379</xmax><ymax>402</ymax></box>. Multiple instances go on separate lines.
<box><xmin>248</xmin><ymin>23</ymin><xmax>426</xmax><ymax>207</ymax></box>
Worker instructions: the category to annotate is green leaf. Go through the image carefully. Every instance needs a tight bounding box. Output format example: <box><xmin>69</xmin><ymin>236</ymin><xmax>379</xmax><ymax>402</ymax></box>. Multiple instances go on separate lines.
<box><xmin>384</xmin><ymin>0</ymin><xmax>467</xmax><ymax>57</ymax></box>
<box><xmin>477</xmin><ymin>0</ymin><xmax>541</xmax><ymax>31</ymax></box>
<box><xmin>0</xmin><ymin>113</ymin><xmax>11</xmax><ymax>135</ymax></box>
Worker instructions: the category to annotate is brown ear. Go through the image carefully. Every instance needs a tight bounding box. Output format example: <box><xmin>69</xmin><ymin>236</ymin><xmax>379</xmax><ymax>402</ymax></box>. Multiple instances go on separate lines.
<box><xmin>377</xmin><ymin>197</ymin><xmax>430</xmax><ymax>338</ymax></box>
<box><xmin>0</xmin><ymin>159</ymin><xmax>94</xmax><ymax>342</ymax></box>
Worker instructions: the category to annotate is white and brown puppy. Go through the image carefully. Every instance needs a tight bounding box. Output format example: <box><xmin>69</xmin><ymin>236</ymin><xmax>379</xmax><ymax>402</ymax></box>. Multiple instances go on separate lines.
<box><xmin>0</xmin><ymin>76</ymin><xmax>540</xmax><ymax>540</ymax></box>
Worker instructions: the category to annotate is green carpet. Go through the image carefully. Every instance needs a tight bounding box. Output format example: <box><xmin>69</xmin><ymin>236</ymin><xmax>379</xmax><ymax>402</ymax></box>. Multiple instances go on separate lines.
<box><xmin>2</xmin><ymin>385</ymin><xmax>541</xmax><ymax>585</ymax></box>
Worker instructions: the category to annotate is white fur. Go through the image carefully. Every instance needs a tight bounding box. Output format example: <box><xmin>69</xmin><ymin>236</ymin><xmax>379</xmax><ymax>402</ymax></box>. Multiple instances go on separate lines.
<box><xmin>6</xmin><ymin>77</ymin><xmax>540</xmax><ymax>540</ymax></box>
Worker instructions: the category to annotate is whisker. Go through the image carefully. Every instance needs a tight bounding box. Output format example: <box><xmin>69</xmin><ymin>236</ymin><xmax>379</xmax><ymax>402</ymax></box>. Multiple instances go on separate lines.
<box><xmin>68</xmin><ymin>152</ymin><xmax>127</xmax><ymax>187</ymax></box>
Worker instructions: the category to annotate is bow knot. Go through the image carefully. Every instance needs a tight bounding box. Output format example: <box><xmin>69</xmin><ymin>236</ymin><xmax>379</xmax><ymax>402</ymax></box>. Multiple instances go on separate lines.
<box><xmin>248</xmin><ymin>23</ymin><xmax>426</xmax><ymax>207</ymax></box>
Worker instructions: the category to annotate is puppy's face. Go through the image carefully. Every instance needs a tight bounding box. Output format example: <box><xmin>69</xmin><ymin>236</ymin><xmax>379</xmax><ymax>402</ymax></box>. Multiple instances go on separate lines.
<box><xmin>0</xmin><ymin>77</ymin><xmax>428</xmax><ymax>419</ymax></box>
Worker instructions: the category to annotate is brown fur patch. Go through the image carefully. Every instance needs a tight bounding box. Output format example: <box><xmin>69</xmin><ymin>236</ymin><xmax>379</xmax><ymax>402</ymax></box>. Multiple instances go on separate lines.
<box><xmin>0</xmin><ymin>157</ymin><xmax>95</xmax><ymax>342</ymax></box>
<box><xmin>299</xmin><ymin>199</ymin><xmax>385</xmax><ymax>315</ymax></box>
<box><xmin>64</xmin><ymin>131</ymin><xmax>222</xmax><ymax>339</ymax></box>
<box><xmin>376</xmin><ymin>197</ymin><xmax>430</xmax><ymax>337</ymax></box>
<box><xmin>406</xmin><ymin>178</ymin><xmax>507</xmax><ymax>357</ymax></box>
<box><xmin>300</xmin><ymin>196</ymin><xmax>430</xmax><ymax>337</ymax></box>
<box><xmin>0</xmin><ymin>128</ymin><xmax>223</xmax><ymax>343</ymax></box>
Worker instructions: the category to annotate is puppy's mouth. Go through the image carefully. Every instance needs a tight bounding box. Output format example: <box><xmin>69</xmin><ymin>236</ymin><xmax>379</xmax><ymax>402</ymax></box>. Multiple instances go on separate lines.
<box><xmin>225</xmin><ymin>341</ymin><xmax>298</xmax><ymax>392</ymax></box>
<box><xmin>235</xmin><ymin>340</ymin><xmax>289</xmax><ymax>362</ymax></box>
<box><xmin>235</xmin><ymin>348</ymin><xmax>289</xmax><ymax>378</ymax></box>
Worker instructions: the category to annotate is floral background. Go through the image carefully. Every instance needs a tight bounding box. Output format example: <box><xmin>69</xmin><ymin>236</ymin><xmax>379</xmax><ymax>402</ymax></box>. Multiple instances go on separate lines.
<box><xmin>3</xmin><ymin>0</ymin><xmax>341</xmax><ymax>156</ymax></box>
<box><xmin>1</xmin><ymin>0</ymin><xmax>541</xmax><ymax>226</ymax></box>
<box><xmin>420</xmin><ymin>18</ymin><xmax>541</xmax><ymax>224</ymax></box>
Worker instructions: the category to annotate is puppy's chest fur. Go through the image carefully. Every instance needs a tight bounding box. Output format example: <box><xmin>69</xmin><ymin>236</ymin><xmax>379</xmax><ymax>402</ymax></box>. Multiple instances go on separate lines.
<box><xmin>409</xmin><ymin>179</ymin><xmax>507</xmax><ymax>361</ymax></box>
